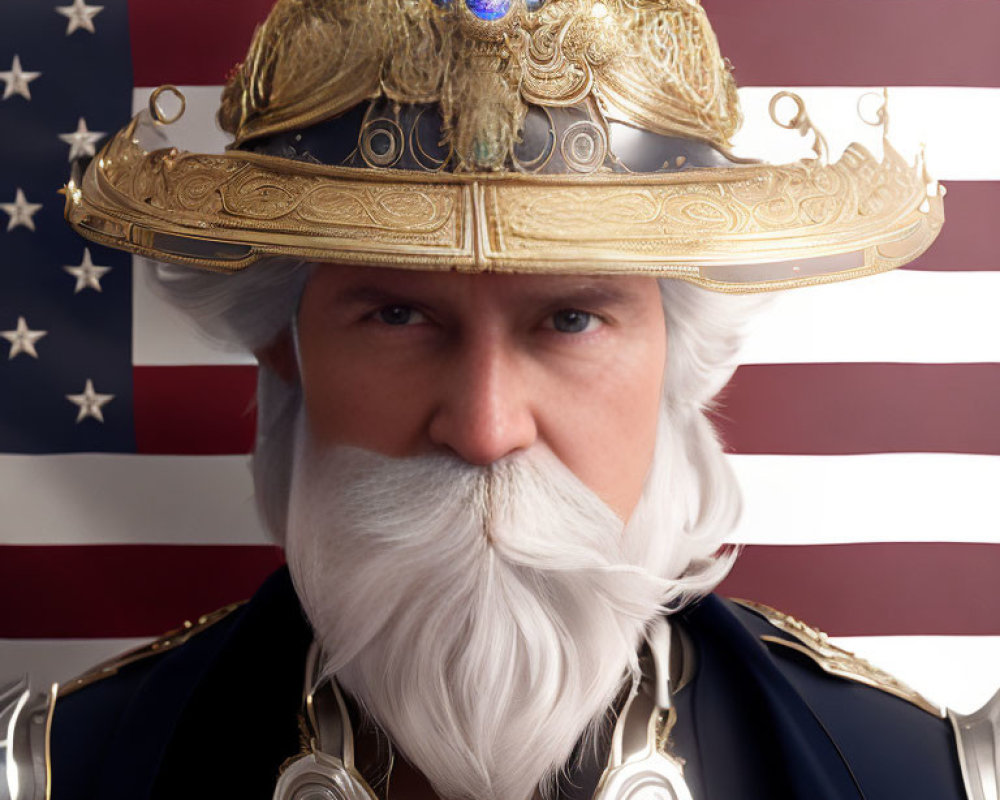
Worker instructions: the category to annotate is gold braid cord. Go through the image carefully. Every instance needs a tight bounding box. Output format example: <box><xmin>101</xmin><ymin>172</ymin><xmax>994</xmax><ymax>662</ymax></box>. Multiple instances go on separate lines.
<box><xmin>217</xmin><ymin>0</ymin><xmax>740</xmax><ymax>169</ymax></box>
<box><xmin>734</xmin><ymin>599</ymin><xmax>945</xmax><ymax>718</ymax></box>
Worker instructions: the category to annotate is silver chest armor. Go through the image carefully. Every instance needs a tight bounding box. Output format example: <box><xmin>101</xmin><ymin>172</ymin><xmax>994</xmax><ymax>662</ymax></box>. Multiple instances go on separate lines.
<box><xmin>951</xmin><ymin>689</ymin><xmax>1000</xmax><ymax>800</ymax></box>
<box><xmin>273</xmin><ymin>618</ymin><xmax>695</xmax><ymax>800</ymax></box>
<box><xmin>0</xmin><ymin>676</ymin><xmax>54</xmax><ymax>800</ymax></box>
<box><xmin>3</xmin><ymin>618</ymin><xmax>998</xmax><ymax>799</ymax></box>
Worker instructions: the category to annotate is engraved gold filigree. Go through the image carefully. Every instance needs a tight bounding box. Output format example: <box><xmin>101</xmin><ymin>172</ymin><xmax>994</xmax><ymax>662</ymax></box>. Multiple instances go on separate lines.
<box><xmin>733</xmin><ymin>599</ymin><xmax>945</xmax><ymax>718</ymax></box>
<box><xmin>217</xmin><ymin>0</ymin><xmax>740</xmax><ymax>169</ymax></box>
<box><xmin>484</xmin><ymin>138</ymin><xmax>941</xmax><ymax>268</ymax></box>
<box><xmin>96</xmin><ymin>122</ymin><xmax>462</xmax><ymax>243</ymax></box>
<box><xmin>65</xmin><ymin>113</ymin><xmax>944</xmax><ymax>290</ymax></box>
<box><xmin>597</xmin><ymin>0</ymin><xmax>740</xmax><ymax>144</ymax></box>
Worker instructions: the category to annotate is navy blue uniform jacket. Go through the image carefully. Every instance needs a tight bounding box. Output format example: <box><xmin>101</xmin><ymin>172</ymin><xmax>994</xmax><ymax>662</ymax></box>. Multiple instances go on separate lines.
<box><xmin>49</xmin><ymin>567</ymin><xmax>968</xmax><ymax>799</ymax></box>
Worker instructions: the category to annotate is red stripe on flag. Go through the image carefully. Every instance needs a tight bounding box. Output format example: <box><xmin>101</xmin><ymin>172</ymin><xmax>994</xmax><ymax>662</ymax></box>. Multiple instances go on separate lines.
<box><xmin>0</xmin><ymin>545</ymin><xmax>285</xmax><ymax>638</ymax></box>
<box><xmin>713</xmin><ymin>363</ymin><xmax>1000</xmax><ymax>456</ymax></box>
<box><xmin>132</xmin><ymin>364</ymin><xmax>1000</xmax><ymax>456</ymax></box>
<box><xmin>2</xmin><ymin>543</ymin><xmax>998</xmax><ymax>638</ymax></box>
<box><xmin>907</xmin><ymin>182</ymin><xmax>1000</xmax><ymax>272</ymax></box>
<box><xmin>128</xmin><ymin>0</ymin><xmax>1000</xmax><ymax>88</ymax></box>
<box><xmin>129</xmin><ymin>0</ymin><xmax>274</xmax><ymax>87</ymax></box>
<box><xmin>708</xmin><ymin>0</ymin><xmax>1000</xmax><ymax>87</ymax></box>
<box><xmin>718</xmin><ymin>543</ymin><xmax>1000</xmax><ymax>637</ymax></box>
<box><xmin>133</xmin><ymin>366</ymin><xmax>257</xmax><ymax>455</ymax></box>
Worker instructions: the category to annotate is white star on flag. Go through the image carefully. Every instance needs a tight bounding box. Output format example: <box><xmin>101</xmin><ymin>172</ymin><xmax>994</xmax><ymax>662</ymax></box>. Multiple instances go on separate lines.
<box><xmin>1</xmin><ymin>188</ymin><xmax>43</xmax><ymax>232</ymax></box>
<box><xmin>66</xmin><ymin>379</ymin><xmax>115</xmax><ymax>423</ymax></box>
<box><xmin>64</xmin><ymin>248</ymin><xmax>112</xmax><ymax>293</ymax></box>
<box><xmin>1</xmin><ymin>316</ymin><xmax>48</xmax><ymax>360</ymax></box>
<box><xmin>0</xmin><ymin>55</ymin><xmax>41</xmax><ymax>101</ymax></box>
<box><xmin>55</xmin><ymin>0</ymin><xmax>104</xmax><ymax>35</ymax></box>
<box><xmin>59</xmin><ymin>117</ymin><xmax>106</xmax><ymax>161</ymax></box>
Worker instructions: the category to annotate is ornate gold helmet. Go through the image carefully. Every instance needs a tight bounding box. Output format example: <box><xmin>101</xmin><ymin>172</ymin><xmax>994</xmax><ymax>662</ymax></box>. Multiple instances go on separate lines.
<box><xmin>63</xmin><ymin>0</ymin><xmax>944</xmax><ymax>292</ymax></box>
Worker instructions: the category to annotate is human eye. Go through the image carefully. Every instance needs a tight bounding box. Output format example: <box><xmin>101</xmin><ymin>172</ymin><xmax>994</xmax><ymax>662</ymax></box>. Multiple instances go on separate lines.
<box><xmin>546</xmin><ymin>308</ymin><xmax>603</xmax><ymax>334</ymax></box>
<box><xmin>372</xmin><ymin>304</ymin><xmax>428</xmax><ymax>326</ymax></box>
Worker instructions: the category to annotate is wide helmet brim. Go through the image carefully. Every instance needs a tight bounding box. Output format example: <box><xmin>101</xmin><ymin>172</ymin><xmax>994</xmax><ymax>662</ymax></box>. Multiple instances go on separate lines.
<box><xmin>64</xmin><ymin>109</ymin><xmax>943</xmax><ymax>293</ymax></box>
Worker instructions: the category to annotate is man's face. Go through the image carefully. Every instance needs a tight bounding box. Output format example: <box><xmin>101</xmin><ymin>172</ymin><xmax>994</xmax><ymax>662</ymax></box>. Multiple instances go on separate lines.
<box><xmin>293</xmin><ymin>265</ymin><xmax>667</xmax><ymax>520</ymax></box>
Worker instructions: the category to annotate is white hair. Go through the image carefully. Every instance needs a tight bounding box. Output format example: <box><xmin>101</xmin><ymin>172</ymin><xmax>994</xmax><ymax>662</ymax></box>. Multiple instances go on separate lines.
<box><xmin>150</xmin><ymin>259</ymin><xmax>762</xmax><ymax>572</ymax></box>
<box><xmin>149</xmin><ymin>259</ymin><xmax>309</xmax><ymax>538</ymax></box>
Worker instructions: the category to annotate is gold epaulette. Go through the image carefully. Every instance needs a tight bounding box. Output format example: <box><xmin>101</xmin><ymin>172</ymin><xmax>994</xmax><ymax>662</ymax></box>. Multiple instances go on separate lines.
<box><xmin>57</xmin><ymin>602</ymin><xmax>245</xmax><ymax>698</ymax></box>
<box><xmin>732</xmin><ymin>599</ymin><xmax>944</xmax><ymax>718</ymax></box>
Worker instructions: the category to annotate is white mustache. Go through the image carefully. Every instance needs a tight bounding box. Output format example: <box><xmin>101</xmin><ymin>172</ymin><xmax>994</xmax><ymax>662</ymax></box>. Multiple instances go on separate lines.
<box><xmin>290</xmin><ymin>442</ymin><xmax>664</xmax><ymax>594</ymax></box>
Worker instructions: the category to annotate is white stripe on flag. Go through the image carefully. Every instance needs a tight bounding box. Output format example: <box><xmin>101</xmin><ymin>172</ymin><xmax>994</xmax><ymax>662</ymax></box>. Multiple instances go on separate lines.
<box><xmin>133</xmin><ymin>261</ymin><xmax>1000</xmax><ymax>367</ymax></box>
<box><xmin>132</xmin><ymin>86</ymin><xmax>1000</xmax><ymax>181</ymax></box>
<box><xmin>0</xmin><ymin>454</ymin><xmax>271</xmax><ymax>546</ymax></box>
<box><xmin>3</xmin><ymin>635</ymin><xmax>995</xmax><ymax>715</ymax></box>
<box><xmin>737</xmin><ymin>270</ymin><xmax>1000</xmax><ymax>365</ymax></box>
<box><xmin>728</xmin><ymin>453</ymin><xmax>1000</xmax><ymax>546</ymax></box>
<box><xmin>3</xmin><ymin>453</ymin><xmax>997</xmax><ymax>546</ymax></box>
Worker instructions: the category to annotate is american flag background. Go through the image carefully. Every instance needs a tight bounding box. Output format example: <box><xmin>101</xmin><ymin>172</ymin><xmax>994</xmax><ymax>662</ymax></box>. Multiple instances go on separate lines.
<box><xmin>1</xmin><ymin>0</ymin><xmax>998</xmax><ymax>714</ymax></box>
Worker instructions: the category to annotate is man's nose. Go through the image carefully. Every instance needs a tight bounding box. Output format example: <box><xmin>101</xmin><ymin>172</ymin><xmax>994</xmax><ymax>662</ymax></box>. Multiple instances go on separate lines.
<box><xmin>427</xmin><ymin>336</ymin><xmax>538</xmax><ymax>466</ymax></box>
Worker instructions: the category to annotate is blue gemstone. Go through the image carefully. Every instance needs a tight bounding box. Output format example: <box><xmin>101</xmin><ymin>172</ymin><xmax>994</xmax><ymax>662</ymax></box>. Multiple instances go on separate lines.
<box><xmin>432</xmin><ymin>0</ymin><xmax>453</xmax><ymax>7</ymax></box>
<box><xmin>525</xmin><ymin>0</ymin><xmax>547</xmax><ymax>10</ymax></box>
<box><xmin>465</xmin><ymin>0</ymin><xmax>511</xmax><ymax>21</ymax></box>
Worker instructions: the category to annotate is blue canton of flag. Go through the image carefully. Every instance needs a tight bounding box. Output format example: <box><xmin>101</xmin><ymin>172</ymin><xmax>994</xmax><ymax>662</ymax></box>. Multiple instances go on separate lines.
<box><xmin>1</xmin><ymin>0</ymin><xmax>134</xmax><ymax>453</ymax></box>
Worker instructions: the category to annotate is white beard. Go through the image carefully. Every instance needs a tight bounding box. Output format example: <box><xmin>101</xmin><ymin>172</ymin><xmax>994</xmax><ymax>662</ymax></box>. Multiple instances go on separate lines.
<box><xmin>285</xmin><ymin>413</ymin><xmax>729</xmax><ymax>800</ymax></box>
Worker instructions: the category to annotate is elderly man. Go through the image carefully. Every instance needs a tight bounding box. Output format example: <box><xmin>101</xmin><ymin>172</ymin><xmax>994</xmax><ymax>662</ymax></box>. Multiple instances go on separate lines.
<box><xmin>3</xmin><ymin>0</ymin><xmax>995</xmax><ymax>798</ymax></box>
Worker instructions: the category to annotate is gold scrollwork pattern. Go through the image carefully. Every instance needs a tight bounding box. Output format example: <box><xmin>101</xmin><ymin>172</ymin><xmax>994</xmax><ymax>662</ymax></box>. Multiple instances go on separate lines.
<box><xmin>495</xmin><ymin>141</ymin><xmax>928</xmax><ymax>249</ymax></box>
<box><xmin>66</xmin><ymin>115</ymin><xmax>943</xmax><ymax>285</ymax></box>
<box><xmin>95</xmin><ymin>133</ymin><xmax>460</xmax><ymax>244</ymax></box>
<box><xmin>216</xmin><ymin>0</ymin><xmax>741</xmax><ymax>169</ymax></box>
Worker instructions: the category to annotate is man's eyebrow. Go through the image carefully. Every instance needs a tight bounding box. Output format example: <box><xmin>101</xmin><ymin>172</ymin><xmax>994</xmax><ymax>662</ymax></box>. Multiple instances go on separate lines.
<box><xmin>331</xmin><ymin>285</ymin><xmax>419</xmax><ymax>307</ymax></box>
<box><xmin>523</xmin><ymin>284</ymin><xmax>634</xmax><ymax>308</ymax></box>
<box><xmin>327</xmin><ymin>282</ymin><xmax>636</xmax><ymax>309</ymax></box>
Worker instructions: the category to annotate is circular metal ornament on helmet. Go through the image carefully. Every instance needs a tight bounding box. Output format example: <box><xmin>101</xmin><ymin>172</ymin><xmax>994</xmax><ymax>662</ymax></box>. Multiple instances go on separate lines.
<box><xmin>360</xmin><ymin>119</ymin><xmax>404</xmax><ymax>168</ymax></box>
<box><xmin>148</xmin><ymin>85</ymin><xmax>186</xmax><ymax>125</ymax></box>
<box><xmin>561</xmin><ymin>120</ymin><xmax>607</xmax><ymax>173</ymax></box>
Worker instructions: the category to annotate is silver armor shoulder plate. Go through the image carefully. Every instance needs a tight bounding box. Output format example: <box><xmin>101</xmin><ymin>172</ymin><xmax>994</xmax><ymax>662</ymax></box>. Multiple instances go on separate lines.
<box><xmin>949</xmin><ymin>688</ymin><xmax>1000</xmax><ymax>800</ymax></box>
<box><xmin>0</xmin><ymin>676</ymin><xmax>54</xmax><ymax>800</ymax></box>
